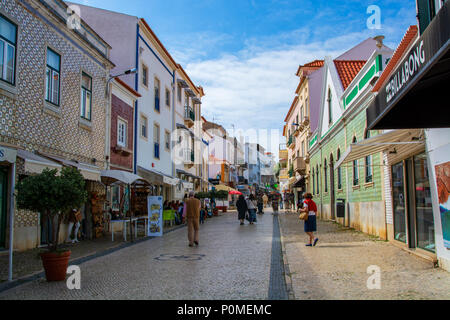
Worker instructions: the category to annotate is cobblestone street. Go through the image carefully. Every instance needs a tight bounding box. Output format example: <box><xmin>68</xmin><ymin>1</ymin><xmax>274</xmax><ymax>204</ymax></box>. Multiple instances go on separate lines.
<box><xmin>279</xmin><ymin>212</ymin><xmax>450</xmax><ymax>300</ymax></box>
<box><xmin>0</xmin><ymin>212</ymin><xmax>286</xmax><ymax>300</ymax></box>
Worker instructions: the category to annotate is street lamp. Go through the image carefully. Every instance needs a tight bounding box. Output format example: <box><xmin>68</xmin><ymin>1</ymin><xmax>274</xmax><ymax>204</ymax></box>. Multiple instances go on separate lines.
<box><xmin>105</xmin><ymin>68</ymin><xmax>137</xmax><ymax>97</ymax></box>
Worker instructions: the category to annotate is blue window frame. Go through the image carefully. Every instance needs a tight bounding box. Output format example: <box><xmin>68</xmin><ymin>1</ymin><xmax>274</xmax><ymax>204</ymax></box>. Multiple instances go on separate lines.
<box><xmin>0</xmin><ymin>15</ymin><xmax>17</xmax><ymax>85</ymax></box>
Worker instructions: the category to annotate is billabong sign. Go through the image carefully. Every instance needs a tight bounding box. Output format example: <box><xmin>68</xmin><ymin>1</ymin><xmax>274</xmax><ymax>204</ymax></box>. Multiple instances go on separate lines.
<box><xmin>386</xmin><ymin>40</ymin><xmax>426</xmax><ymax>103</ymax></box>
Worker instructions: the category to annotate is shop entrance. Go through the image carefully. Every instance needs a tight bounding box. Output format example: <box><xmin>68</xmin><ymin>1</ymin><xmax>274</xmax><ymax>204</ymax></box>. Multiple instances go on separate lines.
<box><xmin>392</xmin><ymin>152</ymin><xmax>435</xmax><ymax>252</ymax></box>
<box><xmin>0</xmin><ymin>168</ymin><xmax>8</xmax><ymax>248</ymax></box>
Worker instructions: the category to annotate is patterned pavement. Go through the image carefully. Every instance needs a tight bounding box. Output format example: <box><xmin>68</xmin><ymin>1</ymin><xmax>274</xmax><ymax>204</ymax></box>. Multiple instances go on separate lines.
<box><xmin>0</xmin><ymin>210</ymin><xmax>288</xmax><ymax>300</ymax></box>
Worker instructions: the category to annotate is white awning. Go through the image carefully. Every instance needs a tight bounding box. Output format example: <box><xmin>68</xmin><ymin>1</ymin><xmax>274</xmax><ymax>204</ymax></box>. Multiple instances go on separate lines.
<box><xmin>0</xmin><ymin>146</ymin><xmax>17</xmax><ymax>164</ymax></box>
<box><xmin>41</xmin><ymin>154</ymin><xmax>102</xmax><ymax>182</ymax></box>
<box><xmin>17</xmin><ymin>150</ymin><xmax>62</xmax><ymax>174</ymax></box>
<box><xmin>335</xmin><ymin>129</ymin><xmax>425</xmax><ymax>169</ymax></box>
<box><xmin>163</xmin><ymin>176</ymin><xmax>180</xmax><ymax>186</ymax></box>
<box><xmin>101</xmin><ymin>170</ymin><xmax>148</xmax><ymax>186</ymax></box>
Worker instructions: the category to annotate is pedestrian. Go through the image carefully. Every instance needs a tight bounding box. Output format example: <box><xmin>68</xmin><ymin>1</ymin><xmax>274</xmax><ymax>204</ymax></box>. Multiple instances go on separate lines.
<box><xmin>200</xmin><ymin>203</ymin><xmax>206</xmax><ymax>225</ymax></box>
<box><xmin>299</xmin><ymin>193</ymin><xmax>319</xmax><ymax>247</ymax></box>
<box><xmin>257</xmin><ymin>193</ymin><xmax>264</xmax><ymax>215</ymax></box>
<box><xmin>185</xmin><ymin>191</ymin><xmax>201</xmax><ymax>247</ymax></box>
<box><xmin>236</xmin><ymin>195</ymin><xmax>248</xmax><ymax>225</ymax></box>
<box><xmin>246</xmin><ymin>194</ymin><xmax>257</xmax><ymax>225</ymax></box>
<box><xmin>272</xmin><ymin>193</ymin><xmax>279</xmax><ymax>213</ymax></box>
<box><xmin>263</xmin><ymin>193</ymin><xmax>269</xmax><ymax>208</ymax></box>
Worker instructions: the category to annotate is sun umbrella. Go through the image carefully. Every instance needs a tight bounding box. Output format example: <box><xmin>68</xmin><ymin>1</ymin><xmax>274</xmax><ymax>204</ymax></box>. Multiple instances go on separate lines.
<box><xmin>229</xmin><ymin>190</ymin><xmax>243</xmax><ymax>195</ymax></box>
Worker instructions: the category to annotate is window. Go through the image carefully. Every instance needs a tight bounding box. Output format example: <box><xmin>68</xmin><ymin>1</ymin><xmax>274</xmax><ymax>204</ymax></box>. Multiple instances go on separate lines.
<box><xmin>316</xmin><ymin>166</ymin><xmax>320</xmax><ymax>194</ymax></box>
<box><xmin>300</xmin><ymin>106</ymin><xmax>304</xmax><ymax>123</ymax></box>
<box><xmin>177</xmin><ymin>83</ymin><xmax>182</xmax><ymax>102</ymax></box>
<box><xmin>140</xmin><ymin>114</ymin><xmax>148</xmax><ymax>139</ymax></box>
<box><xmin>337</xmin><ymin>149</ymin><xmax>342</xmax><ymax>189</ymax></box>
<box><xmin>165</xmin><ymin>88</ymin><xmax>170</xmax><ymax>107</ymax></box>
<box><xmin>328</xmin><ymin>88</ymin><xmax>332</xmax><ymax>124</ymax></box>
<box><xmin>0</xmin><ymin>15</ymin><xmax>17</xmax><ymax>85</ymax></box>
<box><xmin>165</xmin><ymin>130</ymin><xmax>170</xmax><ymax>151</ymax></box>
<box><xmin>353</xmin><ymin>137</ymin><xmax>359</xmax><ymax>186</ymax></box>
<box><xmin>365</xmin><ymin>130</ymin><xmax>373</xmax><ymax>183</ymax></box>
<box><xmin>111</xmin><ymin>185</ymin><xmax>120</xmax><ymax>211</ymax></box>
<box><xmin>392</xmin><ymin>162</ymin><xmax>406</xmax><ymax>243</ymax></box>
<box><xmin>45</xmin><ymin>48</ymin><xmax>61</xmax><ymax>106</ymax></box>
<box><xmin>324</xmin><ymin>159</ymin><xmax>328</xmax><ymax>192</ymax></box>
<box><xmin>80</xmin><ymin>73</ymin><xmax>92</xmax><ymax>120</ymax></box>
<box><xmin>117</xmin><ymin>118</ymin><xmax>127</xmax><ymax>147</ymax></box>
<box><xmin>142</xmin><ymin>64</ymin><xmax>148</xmax><ymax>87</ymax></box>
<box><xmin>154</xmin><ymin>123</ymin><xmax>160</xmax><ymax>159</ymax></box>
<box><xmin>312</xmin><ymin>168</ymin><xmax>315</xmax><ymax>195</ymax></box>
<box><xmin>154</xmin><ymin>78</ymin><xmax>160</xmax><ymax>112</ymax></box>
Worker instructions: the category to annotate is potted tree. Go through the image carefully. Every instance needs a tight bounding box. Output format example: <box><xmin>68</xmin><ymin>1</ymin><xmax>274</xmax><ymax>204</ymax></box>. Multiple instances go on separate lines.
<box><xmin>16</xmin><ymin>167</ymin><xmax>87</xmax><ymax>282</ymax></box>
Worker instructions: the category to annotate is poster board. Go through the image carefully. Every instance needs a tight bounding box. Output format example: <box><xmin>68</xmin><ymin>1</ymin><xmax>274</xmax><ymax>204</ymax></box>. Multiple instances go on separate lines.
<box><xmin>147</xmin><ymin>196</ymin><xmax>163</xmax><ymax>237</ymax></box>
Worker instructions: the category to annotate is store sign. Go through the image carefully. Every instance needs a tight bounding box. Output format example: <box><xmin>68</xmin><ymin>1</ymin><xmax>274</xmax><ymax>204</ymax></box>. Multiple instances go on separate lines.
<box><xmin>183</xmin><ymin>182</ymin><xmax>194</xmax><ymax>189</ymax></box>
<box><xmin>163</xmin><ymin>176</ymin><xmax>179</xmax><ymax>186</ymax></box>
<box><xmin>385</xmin><ymin>40</ymin><xmax>426</xmax><ymax>104</ymax></box>
<box><xmin>147</xmin><ymin>196</ymin><xmax>163</xmax><ymax>237</ymax></box>
<box><xmin>0</xmin><ymin>146</ymin><xmax>17</xmax><ymax>164</ymax></box>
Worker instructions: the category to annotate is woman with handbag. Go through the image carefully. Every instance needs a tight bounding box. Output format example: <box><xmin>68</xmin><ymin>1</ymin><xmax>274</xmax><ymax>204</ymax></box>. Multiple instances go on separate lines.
<box><xmin>299</xmin><ymin>193</ymin><xmax>319</xmax><ymax>247</ymax></box>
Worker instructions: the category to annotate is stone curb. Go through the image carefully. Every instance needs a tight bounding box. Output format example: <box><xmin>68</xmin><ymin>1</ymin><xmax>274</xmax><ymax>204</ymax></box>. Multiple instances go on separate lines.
<box><xmin>0</xmin><ymin>224</ymin><xmax>187</xmax><ymax>294</ymax></box>
<box><xmin>279</xmin><ymin>215</ymin><xmax>296</xmax><ymax>301</ymax></box>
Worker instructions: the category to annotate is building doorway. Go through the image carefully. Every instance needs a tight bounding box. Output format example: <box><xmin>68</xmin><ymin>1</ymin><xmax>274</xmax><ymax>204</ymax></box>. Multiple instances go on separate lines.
<box><xmin>0</xmin><ymin>168</ymin><xmax>8</xmax><ymax>248</ymax></box>
<box><xmin>330</xmin><ymin>154</ymin><xmax>336</xmax><ymax>220</ymax></box>
<box><xmin>392</xmin><ymin>152</ymin><xmax>435</xmax><ymax>252</ymax></box>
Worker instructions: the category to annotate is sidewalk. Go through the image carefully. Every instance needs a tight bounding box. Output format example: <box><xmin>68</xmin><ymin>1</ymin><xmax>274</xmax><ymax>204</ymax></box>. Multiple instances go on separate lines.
<box><xmin>279</xmin><ymin>211</ymin><xmax>450</xmax><ymax>300</ymax></box>
<box><xmin>0</xmin><ymin>222</ymin><xmax>184</xmax><ymax>284</ymax></box>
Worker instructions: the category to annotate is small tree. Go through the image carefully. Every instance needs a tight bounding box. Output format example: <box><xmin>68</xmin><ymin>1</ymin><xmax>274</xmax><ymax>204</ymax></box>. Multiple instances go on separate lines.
<box><xmin>16</xmin><ymin>167</ymin><xmax>88</xmax><ymax>252</ymax></box>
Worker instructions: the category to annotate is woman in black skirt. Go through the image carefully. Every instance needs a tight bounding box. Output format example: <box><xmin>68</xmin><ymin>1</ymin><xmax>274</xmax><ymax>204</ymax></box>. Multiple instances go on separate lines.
<box><xmin>299</xmin><ymin>193</ymin><xmax>319</xmax><ymax>247</ymax></box>
<box><xmin>236</xmin><ymin>195</ymin><xmax>248</xmax><ymax>226</ymax></box>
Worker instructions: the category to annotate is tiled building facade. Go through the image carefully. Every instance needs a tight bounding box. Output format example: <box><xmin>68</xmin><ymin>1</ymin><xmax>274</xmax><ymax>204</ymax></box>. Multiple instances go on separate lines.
<box><xmin>0</xmin><ymin>0</ymin><xmax>113</xmax><ymax>250</ymax></box>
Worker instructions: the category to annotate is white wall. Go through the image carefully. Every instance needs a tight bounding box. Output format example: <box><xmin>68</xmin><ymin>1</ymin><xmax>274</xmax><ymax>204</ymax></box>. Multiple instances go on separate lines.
<box><xmin>320</xmin><ymin>68</ymin><xmax>343</xmax><ymax>138</ymax></box>
<box><xmin>426</xmin><ymin>128</ymin><xmax>450</xmax><ymax>271</ymax></box>
<box><xmin>136</xmin><ymin>34</ymin><xmax>174</xmax><ymax>177</ymax></box>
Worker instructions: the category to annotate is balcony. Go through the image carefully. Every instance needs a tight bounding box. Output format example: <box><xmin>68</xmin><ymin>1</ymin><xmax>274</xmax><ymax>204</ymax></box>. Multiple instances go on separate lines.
<box><xmin>184</xmin><ymin>106</ymin><xmax>195</xmax><ymax>128</ymax></box>
<box><xmin>293</xmin><ymin>157</ymin><xmax>306</xmax><ymax>174</ymax></box>
<box><xmin>288</xmin><ymin>135</ymin><xmax>296</xmax><ymax>149</ymax></box>
<box><xmin>279</xmin><ymin>169</ymin><xmax>289</xmax><ymax>180</ymax></box>
<box><xmin>183</xmin><ymin>148</ymin><xmax>194</xmax><ymax>168</ymax></box>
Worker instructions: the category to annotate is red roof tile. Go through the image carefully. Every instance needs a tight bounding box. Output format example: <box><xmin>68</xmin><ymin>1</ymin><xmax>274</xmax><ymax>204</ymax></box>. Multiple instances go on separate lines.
<box><xmin>334</xmin><ymin>60</ymin><xmax>367</xmax><ymax>90</ymax></box>
<box><xmin>372</xmin><ymin>26</ymin><xmax>418</xmax><ymax>92</ymax></box>
<box><xmin>296</xmin><ymin>60</ymin><xmax>324</xmax><ymax>76</ymax></box>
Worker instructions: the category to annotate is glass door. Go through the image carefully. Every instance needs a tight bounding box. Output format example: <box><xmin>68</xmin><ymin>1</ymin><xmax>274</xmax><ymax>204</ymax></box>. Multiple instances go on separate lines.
<box><xmin>414</xmin><ymin>153</ymin><xmax>435</xmax><ymax>252</ymax></box>
<box><xmin>0</xmin><ymin>168</ymin><xmax>8</xmax><ymax>248</ymax></box>
<box><xmin>392</xmin><ymin>162</ymin><xmax>407</xmax><ymax>243</ymax></box>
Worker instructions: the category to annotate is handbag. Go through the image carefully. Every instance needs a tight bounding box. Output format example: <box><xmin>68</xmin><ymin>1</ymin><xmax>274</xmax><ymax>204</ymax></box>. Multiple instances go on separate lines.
<box><xmin>299</xmin><ymin>211</ymin><xmax>309</xmax><ymax>221</ymax></box>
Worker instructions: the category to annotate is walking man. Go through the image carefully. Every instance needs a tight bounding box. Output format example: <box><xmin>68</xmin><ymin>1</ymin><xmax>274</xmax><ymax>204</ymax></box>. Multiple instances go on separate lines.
<box><xmin>185</xmin><ymin>191</ymin><xmax>201</xmax><ymax>247</ymax></box>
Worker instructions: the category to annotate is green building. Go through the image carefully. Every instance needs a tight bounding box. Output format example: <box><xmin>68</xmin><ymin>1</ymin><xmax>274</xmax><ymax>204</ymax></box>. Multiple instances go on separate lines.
<box><xmin>308</xmin><ymin>38</ymin><xmax>393</xmax><ymax>239</ymax></box>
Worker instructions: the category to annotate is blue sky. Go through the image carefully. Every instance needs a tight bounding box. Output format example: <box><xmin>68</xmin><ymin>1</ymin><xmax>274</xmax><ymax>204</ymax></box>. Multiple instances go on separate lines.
<box><xmin>72</xmin><ymin>0</ymin><xmax>417</xmax><ymax>152</ymax></box>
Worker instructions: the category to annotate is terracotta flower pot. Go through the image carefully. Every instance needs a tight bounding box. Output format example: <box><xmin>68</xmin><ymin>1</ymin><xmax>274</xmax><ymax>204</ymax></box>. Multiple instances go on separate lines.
<box><xmin>40</xmin><ymin>251</ymin><xmax>71</xmax><ymax>282</ymax></box>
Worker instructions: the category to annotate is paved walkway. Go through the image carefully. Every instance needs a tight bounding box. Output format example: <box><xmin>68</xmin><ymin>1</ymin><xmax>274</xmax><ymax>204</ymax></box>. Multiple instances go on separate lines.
<box><xmin>0</xmin><ymin>211</ymin><xmax>288</xmax><ymax>300</ymax></box>
<box><xmin>279</xmin><ymin>211</ymin><xmax>450</xmax><ymax>300</ymax></box>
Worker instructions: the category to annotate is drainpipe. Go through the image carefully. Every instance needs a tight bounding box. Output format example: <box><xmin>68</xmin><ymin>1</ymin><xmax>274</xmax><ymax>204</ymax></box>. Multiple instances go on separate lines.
<box><xmin>134</xmin><ymin>23</ymin><xmax>140</xmax><ymax>175</ymax></box>
<box><xmin>172</xmin><ymin>70</ymin><xmax>176</xmax><ymax>200</ymax></box>
<box><xmin>344</xmin><ymin>120</ymin><xmax>350</xmax><ymax>228</ymax></box>
<box><xmin>8</xmin><ymin>163</ymin><xmax>16</xmax><ymax>282</ymax></box>
<box><xmin>320</xmin><ymin>144</ymin><xmax>323</xmax><ymax>219</ymax></box>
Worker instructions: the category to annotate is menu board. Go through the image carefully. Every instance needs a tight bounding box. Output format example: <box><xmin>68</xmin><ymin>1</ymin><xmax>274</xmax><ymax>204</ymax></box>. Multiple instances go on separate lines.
<box><xmin>147</xmin><ymin>196</ymin><xmax>163</xmax><ymax>237</ymax></box>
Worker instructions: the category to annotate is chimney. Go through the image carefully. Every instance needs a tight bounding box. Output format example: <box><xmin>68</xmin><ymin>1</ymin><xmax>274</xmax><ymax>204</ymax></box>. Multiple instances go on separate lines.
<box><xmin>373</xmin><ymin>35</ymin><xmax>385</xmax><ymax>49</ymax></box>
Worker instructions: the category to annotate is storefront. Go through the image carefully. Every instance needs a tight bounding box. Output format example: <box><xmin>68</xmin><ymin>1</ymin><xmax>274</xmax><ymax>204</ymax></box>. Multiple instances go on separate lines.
<box><xmin>365</xmin><ymin>1</ymin><xmax>450</xmax><ymax>270</ymax></box>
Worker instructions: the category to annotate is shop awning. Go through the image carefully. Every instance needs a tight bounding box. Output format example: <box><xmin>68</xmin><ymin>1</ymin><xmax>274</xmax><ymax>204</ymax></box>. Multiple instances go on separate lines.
<box><xmin>214</xmin><ymin>184</ymin><xmax>236</xmax><ymax>192</ymax></box>
<box><xmin>293</xmin><ymin>176</ymin><xmax>306</xmax><ymax>188</ymax></box>
<box><xmin>40</xmin><ymin>154</ymin><xmax>102</xmax><ymax>182</ymax></box>
<box><xmin>17</xmin><ymin>150</ymin><xmax>62</xmax><ymax>174</ymax></box>
<box><xmin>366</xmin><ymin>1</ymin><xmax>450</xmax><ymax>130</ymax></box>
<box><xmin>186</xmin><ymin>89</ymin><xmax>196</xmax><ymax>97</ymax></box>
<box><xmin>101</xmin><ymin>170</ymin><xmax>148</xmax><ymax>186</ymax></box>
<box><xmin>137</xmin><ymin>166</ymin><xmax>179</xmax><ymax>185</ymax></box>
<box><xmin>335</xmin><ymin>129</ymin><xmax>425</xmax><ymax>169</ymax></box>
<box><xmin>0</xmin><ymin>145</ymin><xmax>17</xmax><ymax>164</ymax></box>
